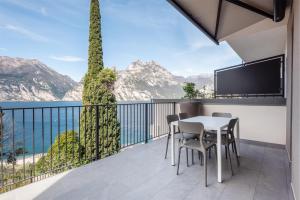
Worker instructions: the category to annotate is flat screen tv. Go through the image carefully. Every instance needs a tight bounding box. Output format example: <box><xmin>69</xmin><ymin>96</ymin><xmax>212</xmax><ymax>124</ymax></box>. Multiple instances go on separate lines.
<box><xmin>214</xmin><ymin>55</ymin><xmax>284</xmax><ymax>97</ymax></box>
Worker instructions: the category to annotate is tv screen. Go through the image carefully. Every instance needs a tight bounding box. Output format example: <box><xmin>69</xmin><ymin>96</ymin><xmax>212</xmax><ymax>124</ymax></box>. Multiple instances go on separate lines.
<box><xmin>215</xmin><ymin>55</ymin><xmax>284</xmax><ymax>97</ymax></box>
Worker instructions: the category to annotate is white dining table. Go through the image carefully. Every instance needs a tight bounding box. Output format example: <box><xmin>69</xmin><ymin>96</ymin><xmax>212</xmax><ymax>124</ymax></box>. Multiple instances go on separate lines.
<box><xmin>170</xmin><ymin>116</ymin><xmax>240</xmax><ymax>183</ymax></box>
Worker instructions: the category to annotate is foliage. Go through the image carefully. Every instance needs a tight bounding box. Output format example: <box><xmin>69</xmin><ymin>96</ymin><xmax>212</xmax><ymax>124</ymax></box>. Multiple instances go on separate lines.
<box><xmin>35</xmin><ymin>131</ymin><xmax>85</xmax><ymax>173</ymax></box>
<box><xmin>0</xmin><ymin>0</ymin><xmax>121</xmax><ymax>191</ymax></box>
<box><xmin>82</xmin><ymin>69</ymin><xmax>117</xmax><ymax>103</ymax></box>
<box><xmin>182</xmin><ymin>82</ymin><xmax>199</xmax><ymax>99</ymax></box>
<box><xmin>81</xmin><ymin>69</ymin><xmax>120</xmax><ymax>158</ymax></box>
<box><xmin>6</xmin><ymin>152</ymin><xmax>16</xmax><ymax>165</ymax></box>
<box><xmin>80</xmin><ymin>0</ymin><xmax>120</xmax><ymax>159</ymax></box>
<box><xmin>87</xmin><ymin>0</ymin><xmax>103</xmax><ymax>77</ymax></box>
<box><xmin>198</xmin><ymin>85</ymin><xmax>215</xmax><ymax>99</ymax></box>
<box><xmin>0</xmin><ymin>163</ymin><xmax>35</xmax><ymax>193</ymax></box>
<box><xmin>15</xmin><ymin>147</ymin><xmax>27</xmax><ymax>155</ymax></box>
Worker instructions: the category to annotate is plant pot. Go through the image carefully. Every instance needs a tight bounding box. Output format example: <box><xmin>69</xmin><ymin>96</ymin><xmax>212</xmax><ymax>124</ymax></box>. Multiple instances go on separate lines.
<box><xmin>179</xmin><ymin>101</ymin><xmax>201</xmax><ymax>117</ymax></box>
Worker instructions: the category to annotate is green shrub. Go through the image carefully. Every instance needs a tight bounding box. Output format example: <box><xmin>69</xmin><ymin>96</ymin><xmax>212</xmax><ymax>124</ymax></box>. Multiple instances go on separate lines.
<box><xmin>183</xmin><ymin>82</ymin><xmax>199</xmax><ymax>99</ymax></box>
<box><xmin>36</xmin><ymin>131</ymin><xmax>85</xmax><ymax>173</ymax></box>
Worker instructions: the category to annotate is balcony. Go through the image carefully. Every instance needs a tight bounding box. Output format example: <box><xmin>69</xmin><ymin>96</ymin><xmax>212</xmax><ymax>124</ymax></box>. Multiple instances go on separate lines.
<box><xmin>0</xmin><ymin>0</ymin><xmax>297</xmax><ymax>198</ymax></box>
<box><xmin>0</xmin><ymin>136</ymin><xmax>293</xmax><ymax>200</ymax></box>
<box><xmin>0</xmin><ymin>98</ymin><xmax>293</xmax><ymax>199</ymax></box>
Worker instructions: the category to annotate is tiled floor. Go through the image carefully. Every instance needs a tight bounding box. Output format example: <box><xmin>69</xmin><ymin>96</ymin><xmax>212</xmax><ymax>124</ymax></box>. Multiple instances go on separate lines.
<box><xmin>0</xmin><ymin>138</ymin><xmax>294</xmax><ymax>200</ymax></box>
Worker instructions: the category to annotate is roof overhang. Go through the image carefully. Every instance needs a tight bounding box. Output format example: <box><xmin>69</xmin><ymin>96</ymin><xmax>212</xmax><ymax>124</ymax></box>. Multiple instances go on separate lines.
<box><xmin>168</xmin><ymin>0</ymin><xmax>290</xmax><ymax>62</ymax></box>
<box><xmin>168</xmin><ymin>0</ymin><xmax>287</xmax><ymax>44</ymax></box>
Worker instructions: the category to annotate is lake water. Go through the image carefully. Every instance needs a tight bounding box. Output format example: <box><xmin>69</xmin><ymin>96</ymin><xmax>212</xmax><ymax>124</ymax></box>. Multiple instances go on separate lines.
<box><xmin>0</xmin><ymin>101</ymin><xmax>172</xmax><ymax>157</ymax></box>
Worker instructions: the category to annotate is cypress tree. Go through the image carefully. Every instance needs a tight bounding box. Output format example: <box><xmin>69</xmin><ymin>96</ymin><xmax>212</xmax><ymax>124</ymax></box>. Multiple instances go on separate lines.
<box><xmin>87</xmin><ymin>0</ymin><xmax>103</xmax><ymax>78</ymax></box>
<box><xmin>81</xmin><ymin>0</ymin><xmax>120</xmax><ymax>159</ymax></box>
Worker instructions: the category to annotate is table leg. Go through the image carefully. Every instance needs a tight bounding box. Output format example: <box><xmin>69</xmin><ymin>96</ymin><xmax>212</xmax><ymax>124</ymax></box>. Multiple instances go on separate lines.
<box><xmin>171</xmin><ymin>125</ymin><xmax>175</xmax><ymax>166</ymax></box>
<box><xmin>236</xmin><ymin>119</ymin><xmax>240</xmax><ymax>156</ymax></box>
<box><xmin>217</xmin><ymin>128</ymin><xmax>222</xmax><ymax>183</ymax></box>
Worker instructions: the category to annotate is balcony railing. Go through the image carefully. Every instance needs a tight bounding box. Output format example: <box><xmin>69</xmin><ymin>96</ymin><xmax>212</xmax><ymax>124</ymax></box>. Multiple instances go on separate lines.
<box><xmin>0</xmin><ymin>102</ymin><xmax>175</xmax><ymax>192</ymax></box>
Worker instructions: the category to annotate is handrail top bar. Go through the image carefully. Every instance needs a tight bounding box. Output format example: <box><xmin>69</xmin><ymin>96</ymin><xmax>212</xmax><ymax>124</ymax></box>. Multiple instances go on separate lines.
<box><xmin>0</xmin><ymin>102</ymin><xmax>177</xmax><ymax>110</ymax></box>
<box><xmin>214</xmin><ymin>54</ymin><xmax>284</xmax><ymax>73</ymax></box>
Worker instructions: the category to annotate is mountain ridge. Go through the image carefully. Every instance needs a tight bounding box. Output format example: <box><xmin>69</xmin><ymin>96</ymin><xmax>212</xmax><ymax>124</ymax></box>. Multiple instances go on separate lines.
<box><xmin>0</xmin><ymin>56</ymin><xmax>78</xmax><ymax>101</ymax></box>
<box><xmin>0</xmin><ymin>56</ymin><xmax>213</xmax><ymax>101</ymax></box>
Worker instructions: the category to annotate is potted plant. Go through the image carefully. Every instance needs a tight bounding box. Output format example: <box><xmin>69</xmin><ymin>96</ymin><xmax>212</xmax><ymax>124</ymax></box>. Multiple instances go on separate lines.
<box><xmin>180</xmin><ymin>82</ymin><xmax>201</xmax><ymax>117</ymax></box>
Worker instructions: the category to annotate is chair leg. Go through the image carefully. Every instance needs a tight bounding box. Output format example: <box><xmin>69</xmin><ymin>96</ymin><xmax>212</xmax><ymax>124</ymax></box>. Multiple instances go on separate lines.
<box><xmin>164</xmin><ymin>134</ymin><xmax>170</xmax><ymax>159</ymax></box>
<box><xmin>177</xmin><ymin>146</ymin><xmax>182</xmax><ymax>175</ymax></box>
<box><xmin>204</xmin><ymin>151</ymin><xmax>207</xmax><ymax>187</ymax></box>
<box><xmin>208</xmin><ymin>149</ymin><xmax>211</xmax><ymax>159</ymax></box>
<box><xmin>186</xmin><ymin>148</ymin><xmax>189</xmax><ymax>167</ymax></box>
<box><xmin>198</xmin><ymin>151</ymin><xmax>203</xmax><ymax>166</ymax></box>
<box><xmin>225</xmin><ymin>146</ymin><xmax>228</xmax><ymax>160</ymax></box>
<box><xmin>192</xmin><ymin>150</ymin><xmax>194</xmax><ymax>165</ymax></box>
<box><xmin>232</xmin><ymin>143</ymin><xmax>235</xmax><ymax>153</ymax></box>
<box><xmin>226</xmin><ymin>144</ymin><xmax>234</xmax><ymax>176</ymax></box>
<box><xmin>233</xmin><ymin>142</ymin><xmax>240</xmax><ymax>167</ymax></box>
<box><xmin>199</xmin><ymin>151</ymin><xmax>203</xmax><ymax>166</ymax></box>
<box><xmin>214</xmin><ymin>145</ymin><xmax>217</xmax><ymax>161</ymax></box>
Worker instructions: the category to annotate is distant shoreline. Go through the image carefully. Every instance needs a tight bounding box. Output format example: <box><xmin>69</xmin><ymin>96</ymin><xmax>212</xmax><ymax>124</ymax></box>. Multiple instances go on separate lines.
<box><xmin>16</xmin><ymin>153</ymin><xmax>44</xmax><ymax>165</ymax></box>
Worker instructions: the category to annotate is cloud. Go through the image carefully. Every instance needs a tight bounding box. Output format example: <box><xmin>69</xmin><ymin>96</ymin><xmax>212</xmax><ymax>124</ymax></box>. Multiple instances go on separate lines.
<box><xmin>1</xmin><ymin>24</ymin><xmax>49</xmax><ymax>42</ymax></box>
<box><xmin>0</xmin><ymin>48</ymin><xmax>7</xmax><ymax>51</ymax></box>
<box><xmin>3</xmin><ymin>0</ymin><xmax>87</xmax><ymax>28</ymax></box>
<box><xmin>174</xmin><ymin>42</ymin><xmax>214</xmax><ymax>57</ymax></box>
<box><xmin>166</xmin><ymin>42</ymin><xmax>241</xmax><ymax>77</ymax></box>
<box><xmin>3</xmin><ymin>0</ymin><xmax>48</xmax><ymax>16</ymax></box>
<box><xmin>103</xmin><ymin>0</ymin><xmax>178</xmax><ymax>29</ymax></box>
<box><xmin>188</xmin><ymin>38</ymin><xmax>214</xmax><ymax>50</ymax></box>
<box><xmin>172</xmin><ymin>25</ymin><xmax>216</xmax><ymax>57</ymax></box>
<box><xmin>50</xmin><ymin>56</ymin><xmax>85</xmax><ymax>62</ymax></box>
<box><xmin>40</xmin><ymin>7</ymin><xmax>47</xmax><ymax>16</ymax></box>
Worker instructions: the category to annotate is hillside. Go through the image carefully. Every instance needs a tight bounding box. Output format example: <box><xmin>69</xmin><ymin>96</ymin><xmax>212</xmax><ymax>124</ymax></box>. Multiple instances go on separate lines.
<box><xmin>0</xmin><ymin>57</ymin><xmax>213</xmax><ymax>101</ymax></box>
<box><xmin>0</xmin><ymin>56</ymin><xmax>78</xmax><ymax>101</ymax></box>
<box><xmin>63</xmin><ymin>60</ymin><xmax>214</xmax><ymax>101</ymax></box>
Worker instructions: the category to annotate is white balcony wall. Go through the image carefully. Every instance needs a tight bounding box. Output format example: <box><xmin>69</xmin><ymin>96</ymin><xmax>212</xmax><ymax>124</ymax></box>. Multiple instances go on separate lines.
<box><xmin>200</xmin><ymin>104</ymin><xmax>286</xmax><ymax>145</ymax></box>
<box><xmin>291</xmin><ymin>0</ymin><xmax>300</xmax><ymax>199</ymax></box>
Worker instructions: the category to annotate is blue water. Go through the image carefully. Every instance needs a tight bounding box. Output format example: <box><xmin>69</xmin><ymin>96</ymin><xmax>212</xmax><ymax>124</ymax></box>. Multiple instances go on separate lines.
<box><xmin>0</xmin><ymin>101</ymin><xmax>167</xmax><ymax>156</ymax></box>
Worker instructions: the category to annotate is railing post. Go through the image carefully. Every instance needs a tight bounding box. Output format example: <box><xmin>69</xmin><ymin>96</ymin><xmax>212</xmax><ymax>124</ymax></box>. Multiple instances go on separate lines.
<box><xmin>30</xmin><ymin>170</ymin><xmax>33</xmax><ymax>183</ymax></box>
<box><xmin>145</xmin><ymin>104</ymin><xmax>148</xmax><ymax>143</ymax></box>
<box><xmin>173</xmin><ymin>102</ymin><xmax>176</xmax><ymax>115</ymax></box>
<box><xmin>0</xmin><ymin>107</ymin><xmax>3</xmax><ymax>188</ymax></box>
<box><xmin>95</xmin><ymin>105</ymin><xmax>100</xmax><ymax>160</ymax></box>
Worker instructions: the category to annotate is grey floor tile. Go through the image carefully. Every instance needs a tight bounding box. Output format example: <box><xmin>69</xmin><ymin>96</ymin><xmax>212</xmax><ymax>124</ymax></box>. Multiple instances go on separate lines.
<box><xmin>218</xmin><ymin>168</ymin><xmax>259</xmax><ymax>200</ymax></box>
<box><xmin>185</xmin><ymin>183</ymin><xmax>225</xmax><ymax>200</ymax></box>
<box><xmin>253</xmin><ymin>183</ymin><xmax>289</xmax><ymax>200</ymax></box>
<box><xmin>0</xmin><ymin>140</ymin><xmax>294</xmax><ymax>200</ymax></box>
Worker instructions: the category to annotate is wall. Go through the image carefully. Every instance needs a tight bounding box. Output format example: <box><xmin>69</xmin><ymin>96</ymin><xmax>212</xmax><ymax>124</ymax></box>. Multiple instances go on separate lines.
<box><xmin>286</xmin><ymin>6</ymin><xmax>293</xmax><ymax>161</ymax></box>
<box><xmin>200</xmin><ymin>104</ymin><xmax>286</xmax><ymax>145</ymax></box>
<box><xmin>291</xmin><ymin>0</ymin><xmax>300</xmax><ymax>199</ymax></box>
<box><xmin>153</xmin><ymin>98</ymin><xmax>287</xmax><ymax>146</ymax></box>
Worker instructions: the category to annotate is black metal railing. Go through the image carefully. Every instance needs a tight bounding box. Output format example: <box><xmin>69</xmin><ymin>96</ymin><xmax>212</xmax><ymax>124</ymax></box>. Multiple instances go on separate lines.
<box><xmin>0</xmin><ymin>102</ymin><xmax>176</xmax><ymax>192</ymax></box>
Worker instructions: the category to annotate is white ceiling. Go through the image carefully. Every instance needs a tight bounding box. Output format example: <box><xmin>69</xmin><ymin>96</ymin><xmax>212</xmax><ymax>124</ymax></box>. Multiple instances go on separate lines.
<box><xmin>218</xmin><ymin>0</ymin><xmax>266</xmax><ymax>39</ymax></box>
<box><xmin>227</xmin><ymin>24</ymin><xmax>287</xmax><ymax>62</ymax></box>
<box><xmin>171</xmin><ymin>0</ymin><xmax>290</xmax><ymax>62</ymax></box>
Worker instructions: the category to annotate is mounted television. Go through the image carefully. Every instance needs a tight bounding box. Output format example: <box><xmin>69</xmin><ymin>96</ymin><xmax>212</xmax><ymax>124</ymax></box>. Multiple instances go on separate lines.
<box><xmin>214</xmin><ymin>55</ymin><xmax>284</xmax><ymax>97</ymax></box>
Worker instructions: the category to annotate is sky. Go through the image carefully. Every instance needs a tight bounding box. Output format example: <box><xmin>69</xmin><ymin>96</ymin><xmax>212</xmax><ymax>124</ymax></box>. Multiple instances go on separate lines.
<box><xmin>0</xmin><ymin>0</ymin><xmax>242</xmax><ymax>82</ymax></box>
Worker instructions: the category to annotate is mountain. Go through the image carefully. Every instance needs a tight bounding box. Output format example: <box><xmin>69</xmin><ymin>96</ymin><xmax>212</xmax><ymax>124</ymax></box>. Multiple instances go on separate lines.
<box><xmin>63</xmin><ymin>60</ymin><xmax>214</xmax><ymax>101</ymax></box>
<box><xmin>0</xmin><ymin>56</ymin><xmax>78</xmax><ymax>101</ymax></box>
<box><xmin>175</xmin><ymin>74</ymin><xmax>214</xmax><ymax>90</ymax></box>
<box><xmin>114</xmin><ymin>60</ymin><xmax>185</xmax><ymax>100</ymax></box>
<box><xmin>0</xmin><ymin>56</ymin><xmax>213</xmax><ymax>101</ymax></box>
<box><xmin>114</xmin><ymin>61</ymin><xmax>214</xmax><ymax>100</ymax></box>
<box><xmin>63</xmin><ymin>80</ymin><xmax>83</xmax><ymax>101</ymax></box>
